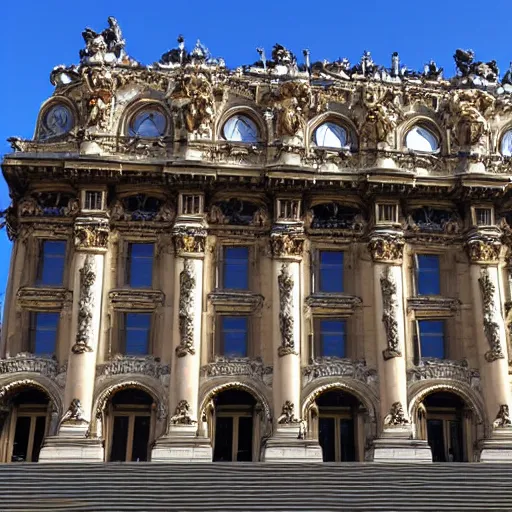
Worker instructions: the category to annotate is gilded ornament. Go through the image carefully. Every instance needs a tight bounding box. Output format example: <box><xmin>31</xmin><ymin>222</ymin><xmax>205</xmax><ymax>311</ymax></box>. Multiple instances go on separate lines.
<box><xmin>466</xmin><ymin>238</ymin><xmax>501</xmax><ymax>264</ymax></box>
<box><xmin>74</xmin><ymin>223</ymin><xmax>109</xmax><ymax>250</ymax></box>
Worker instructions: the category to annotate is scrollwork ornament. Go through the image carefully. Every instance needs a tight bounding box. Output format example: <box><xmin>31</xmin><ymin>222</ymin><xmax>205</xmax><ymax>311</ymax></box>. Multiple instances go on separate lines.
<box><xmin>368</xmin><ymin>236</ymin><xmax>404</xmax><ymax>263</ymax></box>
<box><xmin>72</xmin><ymin>255</ymin><xmax>96</xmax><ymax>354</ymax></box>
<box><xmin>380</xmin><ymin>266</ymin><xmax>402</xmax><ymax>360</ymax></box>
<box><xmin>176</xmin><ymin>259</ymin><xmax>196</xmax><ymax>357</ymax></box>
<box><xmin>478</xmin><ymin>268</ymin><xmax>505</xmax><ymax>362</ymax></box>
<box><xmin>277</xmin><ymin>264</ymin><xmax>296</xmax><ymax>357</ymax></box>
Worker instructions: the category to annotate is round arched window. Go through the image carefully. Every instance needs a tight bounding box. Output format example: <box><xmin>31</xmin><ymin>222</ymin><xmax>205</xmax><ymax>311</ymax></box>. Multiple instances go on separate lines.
<box><xmin>313</xmin><ymin>122</ymin><xmax>348</xmax><ymax>149</ymax></box>
<box><xmin>222</xmin><ymin>115</ymin><xmax>259</xmax><ymax>143</ymax></box>
<box><xmin>501</xmin><ymin>130</ymin><xmax>512</xmax><ymax>157</ymax></box>
<box><xmin>128</xmin><ymin>108</ymin><xmax>167</xmax><ymax>137</ymax></box>
<box><xmin>40</xmin><ymin>103</ymin><xmax>74</xmax><ymax>140</ymax></box>
<box><xmin>405</xmin><ymin>125</ymin><xmax>439</xmax><ymax>152</ymax></box>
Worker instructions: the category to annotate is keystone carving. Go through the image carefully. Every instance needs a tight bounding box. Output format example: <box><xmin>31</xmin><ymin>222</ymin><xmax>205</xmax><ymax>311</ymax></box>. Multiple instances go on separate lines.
<box><xmin>493</xmin><ymin>405</ymin><xmax>512</xmax><ymax>428</ymax></box>
<box><xmin>368</xmin><ymin>236</ymin><xmax>404</xmax><ymax>263</ymax></box>
<box><xmin>478</xmin><ymin>268</ymin><xmax>505</xmax><ymax>362</ymax></box>
<box><xmin>176</xmin><ymin>259</ymin><xmax>196</xmax><ymax>357</ymax></box>
<box><xmin>72</xmin><ymin>255</ymin><xmax>96</xmax><ymax>354</ymax></box>
<box><xmin>383</xmin><ymin>402</ymin><xmax>408</xmax><ymax>426</ymax></box>
<box><xmin>277</xmin><ymin>264</ymin><xmax>296</xmax><ymax>357</ymax></box>
<box><xmin>466</xmin><ymin>238</ymin><xmax>501</xmax><ymax>264</ymax></box>
<box><xmin>170</xmin><ymin>400</ymin><xmax>196</xmax><ymax>425</ymax></box>
<box><xmin>380</xmin><ymin>266</ymin><xmax>402</xmax><ymax>360</ymax></box>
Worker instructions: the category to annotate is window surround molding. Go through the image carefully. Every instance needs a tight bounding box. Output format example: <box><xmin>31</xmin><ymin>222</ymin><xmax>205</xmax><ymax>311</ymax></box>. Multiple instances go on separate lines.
<box><xmin>108</xmin><ymin>289</ymin><xmax>164</xmax><ymax>311</ymax></box>
<box><xmin>17</xmin><ymin>287</ymin><xmax>72</xmax><ymax>311</ymax></box>
<box><xmin>117</xmin><ymin>235</ymin><xmax>158</xmax><ymax>289</ymax></box>
<box><xmin>306</xmin><ymin>112</ymin><xmax>358</xmax><ymax>152</ymax></box>
<box><xmin>119</xmin><ymin>98</ymin><xmax>171</xmax><ymax>139</ymax></box>
<box><xmin>216</xmin><ymin>105</ymin><xmax>266</xmax><ymax>144</ymax></box>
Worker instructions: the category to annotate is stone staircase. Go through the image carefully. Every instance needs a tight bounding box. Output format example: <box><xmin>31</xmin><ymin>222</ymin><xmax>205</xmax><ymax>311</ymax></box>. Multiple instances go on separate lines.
<box><xmin>1</xmin><ymin>463</ymin><xmax>512</xmax><ymax>511</ymax></box>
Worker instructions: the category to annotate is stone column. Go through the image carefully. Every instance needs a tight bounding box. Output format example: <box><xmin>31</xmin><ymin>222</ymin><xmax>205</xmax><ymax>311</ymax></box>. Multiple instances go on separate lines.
<box><xmin>263</xmin><ymin>230</ymin><xmax>322</xmax><ymax>462</ymax></box>
<box><xmin>369</xmin><ymin>230</ymin><xmax>431</xmax><ymax>462</ymax></box>
<box><xmin>152</xmin><ymin>226</ymin><xmax>211</xmax><ymax>462</ymax></box>
<box><xmin>466</xmin><ymin>232</ymin><xmax>512</xmax><ymax>462</ymax></box>
<box><xmin>39</xmin><ymin>217</ymin><xmax>109</xmax><ymax>462</ymax></box>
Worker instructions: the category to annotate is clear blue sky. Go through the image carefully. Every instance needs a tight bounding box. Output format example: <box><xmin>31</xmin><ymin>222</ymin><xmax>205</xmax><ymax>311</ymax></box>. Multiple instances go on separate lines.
<box><xmin>0</xmin><ymin>0</ymin><xmax>510</xmax><ymax>306</ymax></box>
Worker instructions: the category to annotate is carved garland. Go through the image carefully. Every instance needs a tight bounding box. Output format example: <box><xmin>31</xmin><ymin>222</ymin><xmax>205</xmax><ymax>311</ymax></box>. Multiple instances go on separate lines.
<box><xmin>176</xmin><ymin>259</ymin><xmax>196</xmax><ymax>357</ymax></box>
<box><xmin>478</xmin><ymin>268</ymin><xmax>505</xmax><ymax>362</ymax></box>
<box><xmin>380</xmin><ymin>266</ymin><xmax>402</xmax><ymax>360</ymax></box>
<box><xmin>277</xmin><ymin>264</ymin><xmax>296</xmax><ymax>357</ymax></box>
<box><xmin>72</xmin><ymin>255</ymin><xmax>96</xmax><ymax>354</ymax></box>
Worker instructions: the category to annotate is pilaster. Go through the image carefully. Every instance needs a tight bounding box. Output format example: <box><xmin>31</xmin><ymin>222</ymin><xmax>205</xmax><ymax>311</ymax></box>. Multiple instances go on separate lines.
<box><xmin>369</xmin><ymin>229</ymin><xmax>431</xmax><ymax>462</ymax></box>
<box><xmin>39</xmin><ymin>217</ymin><xmax>108</xmax><ymax>462</ymax></box>
<box><xmin>465</xmin><ymin>230</ymin><xmax>512</xmax><ymax>462</ymax></box>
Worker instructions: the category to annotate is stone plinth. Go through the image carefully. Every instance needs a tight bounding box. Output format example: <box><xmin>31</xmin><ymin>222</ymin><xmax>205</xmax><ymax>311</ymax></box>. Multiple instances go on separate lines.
<box><xmin>39</xmin><ymin>436</ymin><xmax>103</xmax><ymax>463</ymax></box>
<box><xmin>262</xmin><ymin>425</ymin><xmax>323</xmax><ymax>463</ymax></box>
<box><xmin>479</xmin><ymin>428</ymin><xmax>512</xmax><ymax>462</ymax></box>
<box><xmin>151</xmin><ymin>425</ymin><xmax>212</xmax><ymax>463</ymax></box>
<box><xmin>373</xmin><ymin>426</ymin><xmax>432</xmax><ymax>463</ymax></box>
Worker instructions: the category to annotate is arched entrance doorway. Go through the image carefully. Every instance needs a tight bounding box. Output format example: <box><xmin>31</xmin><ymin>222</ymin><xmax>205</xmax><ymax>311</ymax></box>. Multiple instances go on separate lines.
<box><xmin>1</xmin><ymin>388</ymin><xmax>51</xmax><ymax>463</ymax></box>
<box><xmin>211</xmin><ymin>389</ymin><xmax>260</xmax><ymax>462</ymax></box>
<box><xmin>105</xmin><ymin>388</ymin><xmax>156</xmax><ymax>462</ymax></box>
<box><xmin>415</xmin><ymin>391</ymin><xmax>472</xmax><ymax>462</ymax></box>
<box><xmin>310</xmin><ymin>390</ymin><xmax>363</xmax><ymax>462</ymax></box>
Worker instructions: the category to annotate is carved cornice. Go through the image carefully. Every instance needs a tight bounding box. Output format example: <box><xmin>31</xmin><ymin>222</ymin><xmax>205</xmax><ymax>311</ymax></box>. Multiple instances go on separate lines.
<box><xmin>208</xmin><ymin>290</ymin><xmax>264</xmax><ymax>313</ymax></box>
<box><xmin>16</xmin><ymin>287</ymin><xmax>72</xmax><ymax>310</ymax></box>
<box><xmin>380</xmin><ymin>266</ymin><xmax>402</xmax><ymax>360</ymax></box>
<box><xmin>0</xmin><ymin>353</ymin><xmax>60</xmax><ymax>378</ymax></box>
<box><xmin>176</xmin><ymin>259</ymin><xmax>196</xmax><ymax>358</ymax></box>
<box><xmin>108</xmin><ymin>289</ymin><xmax>164</xmax><ymax>310</ymax></box>
<box><xmin>407</xmin><ymin>296</ymin><xmax>461</xmax><ymax>315</ymax></box>
<box><xmin>96</xmin><ymin>355</ymin><xmax>169</xmax><ymax>379</ymax></box>
<box><xmin>74</xmin><ymin>218</ymin><xmax>109</xmax><ymax>251</ymax></box>
<box><xmin>201</xmin><ymin>356</ymin><xmax>272</xmax><ymax>383</ymax></box>
<box><xmin>368</xmin><ymin>233</ymin><xmax>404</xmax><ymax>263</ymax></box>
<box><xmin>72</xmin><ymin>255</ymin><xmax>96</xmax><ymax>354</ymax></box>
<box><xmin>465</xmin><ymin>234</ymin><xmax>501</xmax><ymax>264</ymax></box>
<box><xmin>277</xmin><ymin>263</ymin><xmax>296</xmax><ymax>357</ymax></box>
<box><xmin>302</xmin><ymin>358</ymin><xmax>377</xmax><ymax>386</ymax></box>
<box><xmin>305</xmin><ymin>293</ymin><xmax>362</xmax><ymax>314</ymax></box>
<box><xmin>478</xmin><ymin>268</ymin><xmax>505</xmax><ymax>362</ymax></box>
<box><xmin>172</xmin><ymin>227</ymin><xmax>206</xmax><ymax>255</ymax></box>
<box><xmin>407</xmin><ymin>359</ymin><xmax>480</xmax><ymax>390</ymax></box>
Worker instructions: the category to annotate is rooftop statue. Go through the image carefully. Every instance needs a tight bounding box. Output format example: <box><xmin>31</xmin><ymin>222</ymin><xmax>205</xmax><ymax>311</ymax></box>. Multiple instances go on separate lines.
<box><xmin>453</xmin><ymin>49</ymin><xmax>499</xmax><ymax>86</ymax></box>
<box><xmin>248</xmin><ymin>44</ymin><xmax>303</xmax><ymax>76</ymax></box>
<box><xmin>159</xmin><ymin>36</ymin><xmax>225</xmax><ymax>68</ymax></box>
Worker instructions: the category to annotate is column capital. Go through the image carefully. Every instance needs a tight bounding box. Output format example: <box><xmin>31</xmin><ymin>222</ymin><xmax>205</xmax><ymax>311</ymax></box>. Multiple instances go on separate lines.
<box><xmin>172</xmin><ymin>226</ymin><xmax>206</xmax><ymax>256</ymax></box>
<box><xmin>74</xmin><ymin>217</ymin><xmax>109</xmax><ymax>252</ymax></box>
<box><xmin>368</xmin><ymin>231</ymin><xmax>404</xmax><ymax>264</ymax></box>
<box><xmin>465</xmin><ymin>232</ymin><xmax>501</xmax><ymax>265</ymax></box>
<box><xmin>270</xmin><ymin>229</ymin><xmax>304</xmax><ymax>260</ymax></box>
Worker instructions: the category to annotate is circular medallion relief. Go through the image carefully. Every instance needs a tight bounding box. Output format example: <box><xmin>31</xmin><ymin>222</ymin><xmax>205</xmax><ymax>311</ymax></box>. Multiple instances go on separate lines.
<box><xmin>40</xmin><ymin>104</ymin><xmax>74</xmax><ymax>139</ymax></box>
<box><xmin>128</xmin><ymin>109</ymin><xmax>167</xmax><ymax>138</ymax></box>
<box><xmin>222</xmin><ymin>115</ymin><xmax>259</xmax><ymax>143</ymax></box>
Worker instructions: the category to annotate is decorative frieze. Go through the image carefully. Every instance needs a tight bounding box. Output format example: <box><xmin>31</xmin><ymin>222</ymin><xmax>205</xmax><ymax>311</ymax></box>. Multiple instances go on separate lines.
<box><xmin>368</xmin><ymin>235</ymin><xmax>404</xmax><ymax>263</ymax></box>
<box><xmin>478</xmin><ymin>268</ymin><xmax>505</xmax><ymax>362</ymax></box>
<box><xmin>407</xmin><ymin>359</ymin><xmax>480</xmax><ymax>389</ymax></box>
<box><xmin>72</xmin><ymin>255</ymin><xmax>96</xmax><ymax>354</ymax></box>
<box><xmin>493</xmin><ymin>405</ymin><xmax>512</xmax><ymax>428</ymax></box>
<box><xmin>0</xmin><ymin>353</ymin><xmax>60</xmax><ymax>378</ymax></box>
<box><xmin>466</xmin><ymin>236</ymin><xmax>501</xmax><ymax>264</ymax></box>
<box><xmin>383</xmin><ymin>402</ymin><xmax>408</xmax><ymax>426</ymax></box>
<box><xmin>170</xmin><ymin>400</ymin><xmax>196</xmax><ymax>425</ymax></box>
<box><xmin>277</xmin><ymin>263</ymin><xmax>296</xmax><ymax>357</ymax></box>
<box><xmin>380</xmin><ymin>266</ymin><xmax>402</xmax><ymax>360</ymax></box>
<box><xmin>176</xmin><ymin>259</ymin><xmax>196</xmax><ymax>358</ymax></box>
<box><xmin>303</xmin><ymin>358</ymin><xmax>378</xmax><ymax>386</ymax></box>
<box><xmin>74</xmin><ymin>220</ymin><xmax>109</xmax><ymax>250</ymax></box>
<box><xmin>201</xmin><ymin>356</ymin><xmax>272</xmax><ymax>383</ymax></box>
<box><xmin>96</xmin><ymin>355</ymin><xmax>169</xmax><ymax>379</ymax></box>
<box><xmin>270</xmin><ymin>233</ymin><xmax>304</xmax><ymax>258</ymax></box>
<box><xmin>172</xmin><ymin>228</ymin><xmax>206</xmax><ymax>255</ymax></box>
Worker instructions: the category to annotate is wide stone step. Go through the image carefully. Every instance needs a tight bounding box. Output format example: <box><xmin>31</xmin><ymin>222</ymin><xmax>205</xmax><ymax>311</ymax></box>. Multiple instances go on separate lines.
<box><xmin>1</xmin><ymin>463</ymin><xmax>512</xmax><ymax>511</ymax></box>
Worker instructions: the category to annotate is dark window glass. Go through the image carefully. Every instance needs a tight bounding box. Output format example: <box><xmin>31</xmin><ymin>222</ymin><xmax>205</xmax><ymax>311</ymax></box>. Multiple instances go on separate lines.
<box><xmin>419</xmin><ymin>320</ymin><xmax>445</xmax><ymax>359</ymax></box>
<box><xmin>84</xmin><ymin>191</ymin><xmax>103</xmax><ymax>211</ymax></box>
<box><xmin>124</xmin><ymin>313</ymin><xmax>151</xmax><ymax>355</ymax></box>
<box><xmin>221</xmin><ymin>317</ymin><xmax>248</xmax><ymax>357</ymax></box>
<box><xmin>37</xmin><ymin>240</ymin><xmax>66</xmax><ymax>286</ymax></box>
<box><xmin>110</xmin><ymin>416</ymin><xmax>129</xmax><ymax>462</ymax></box>
<box><xmin>427</xmin><ymin>419</ymin><xmax>445</xmax><ymax>462</ymax></box>
<box><xmin>475</xmin><ymin>208</ymin><xmax>492</xmax><ymax>226</ymax></box>
<box><xmin>319</xmin><ymin>319</ymin><xmax>346</xmax><ymax>358</ymax></box>
<box><xmin>339</xmin><ymin>419</ymin><xmax>356</xmax><ymax>462</ymax></box>
<box><xmin>11</xmin><ymin>416</ymin><xmax>31</xmax><ymax>462</ymax></box>
<box><xmin>213</xmin><ymin>416</ymin><xmax>233</xmax><ymax>462</ymax></box>
<box><xmin>31</xmin><ymin>312</ymin><xmax>59</xmax><ymax>354</ymax></box>
<box><xmin>223</xmin><ymin>247</ymin><xmax>249</xmax><ymax>289</ymax></box>
<box><xmin>319</xmin><ymin>417</ymin><xmax>336</xmax><ymax>462</ymax></box>
<box><xmin>319</xmin><ymin>251</ymin><xmax>344</xmax><ymax>292</ymax></box>
<box><xmin>416</xmin><ymin>254</ymin><xmax>440</xmax><ymax>295</ymax></box>
<box><xmin>131</xmin><ymin>416</ymin><xmax>151</xmax><ymax>462</ymax></box>
<box><xmin>237</xmin><ymin>416</ymin><xmax>253</xmax><ymax>462</ymax></box>
<box><xmin>127</xmin><ymin>243</ymin><xmax>154</xmax><ymax>288</ymax></box>
<box><xmin>31</xmin><ymin>416</ymin><xmax>46</xmax><ymax>462</ymax></box>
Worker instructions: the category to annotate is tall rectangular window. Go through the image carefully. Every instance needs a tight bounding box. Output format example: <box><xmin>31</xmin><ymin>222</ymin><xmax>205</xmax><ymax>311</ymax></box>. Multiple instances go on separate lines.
<box><xmin>416</xmin><ymin>254</ymin><xmax>441</xmax><ymax>295</ymax></box>
<box><xmin>30</xmin><ymin>312</ymin><xmax>59</xmax><ymax>354</ymax></box>
<box><xmin>319</xmin><ymin>251</ymin><xmax>344</xmax><ymax>293</ymax></box>
<box><xmin>123</xmin><ymin>313</ymin><xmax>151</xmax><ymax>355</ymax></box>
<box><xmin>127</xmin><ymin>243</ymin><xmax>154</xmax><ymax>288</ymax></box>
<box><xmin>37</xmin><ymin>240</ymin><xmax>66</xmax><ymax>286</ymax></box>
<box><xmin>317</xmin><ymin>319</ymin><xmax>346</xmax><ymax>358</ymax></box>
<box><xmin>222</xmin><ymin>247</ymin><xmax>249</xmax><ymax>289</ymax></box>
<box><xmin>220</xmin><ymin>316</ymin><xmax>248</xmax><ymax>357</ymax></box>
<box><xmin>418</xmin><ymin>320</ymin><xmax>445</xmax><ymax>359</ymax></box>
